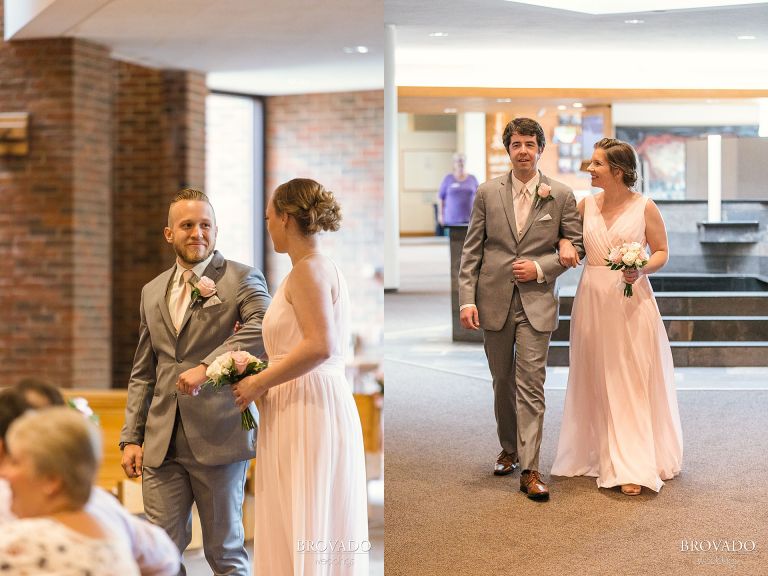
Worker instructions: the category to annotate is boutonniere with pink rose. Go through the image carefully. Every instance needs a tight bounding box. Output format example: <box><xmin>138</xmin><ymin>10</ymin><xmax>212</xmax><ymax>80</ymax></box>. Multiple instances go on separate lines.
<box><xmin>534</xmin><ymin>182</ymin><xmax>553</xmax><ymax>208</ymax></box>
<box><xmin>204</xmin><ymin>350</ymin><xmax>268</xmax><ymax>430</ymax></box>
<box><xmin>189</xmin><ymin>276</ymin><xmax>220</xmax><ymax>308</ymax></box>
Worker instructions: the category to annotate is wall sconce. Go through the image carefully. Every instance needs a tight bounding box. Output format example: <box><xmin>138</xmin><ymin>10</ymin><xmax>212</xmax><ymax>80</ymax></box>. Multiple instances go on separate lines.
<box><xmin>0</xmin><ymin>112</ymin><xmax>29</xmax><ymax>156</ymax></box>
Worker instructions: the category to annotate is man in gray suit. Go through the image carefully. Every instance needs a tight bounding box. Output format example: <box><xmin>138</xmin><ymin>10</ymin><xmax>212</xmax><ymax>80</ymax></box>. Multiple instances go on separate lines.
<box><xmin>120</xmin><ymin>188</ymin><xmax>270</xmax><ymax>574</ymax></box>
<box><xmin>459</xmin><ymin>118</ymin><xmax>583</xmax><ymax>501</ymax></box>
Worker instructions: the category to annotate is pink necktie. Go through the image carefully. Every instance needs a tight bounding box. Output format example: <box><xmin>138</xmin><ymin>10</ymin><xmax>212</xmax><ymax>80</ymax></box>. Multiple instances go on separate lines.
<box><xmin>173</xmin><ymin>269</ymin><xmax>194</xmax><ymax>331</ymax></box>
<box><xmin>515</xmin><ymin>186</ymin><xmax>532</xmax><ymax>235</ymax></box>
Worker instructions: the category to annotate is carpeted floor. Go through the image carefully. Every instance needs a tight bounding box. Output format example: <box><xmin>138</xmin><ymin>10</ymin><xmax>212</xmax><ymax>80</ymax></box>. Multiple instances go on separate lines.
<box><xmin>385</xmin><ymin>361</ymin><xmax>768</xmax><ymax>576</ymax></box>
<box><xmin>385</xmin><ymin>238</ymin><xmax>768</xmax><ymax>576</ymax></box>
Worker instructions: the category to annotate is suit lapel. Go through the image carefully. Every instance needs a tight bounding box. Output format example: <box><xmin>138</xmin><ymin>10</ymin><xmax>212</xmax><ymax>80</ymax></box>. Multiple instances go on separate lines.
<box><xmin>201</xmin><ymin>250</ymin><xmax>227</xmax><ymax>284</ymax></box>
<box><xmin>498</xmin><ymin>172</ymin><xmax>520</xmax><ymax>242</ymax></box>
<box><xmin>157</xmin><ymin>266</ymin><xmax>176</xmax><ymax>334</ymax></box>
<box><xmin>178</xmin><ymin>251</ymin><xmax>226</xmax><ymax>335</ymax></box>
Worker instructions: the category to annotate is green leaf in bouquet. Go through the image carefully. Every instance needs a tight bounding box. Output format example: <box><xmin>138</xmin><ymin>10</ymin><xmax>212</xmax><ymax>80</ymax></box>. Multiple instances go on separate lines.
<box><xmin>244</xmin><ymin>360</ymin><xmax>267</xmax><ymax>375</ymax></box>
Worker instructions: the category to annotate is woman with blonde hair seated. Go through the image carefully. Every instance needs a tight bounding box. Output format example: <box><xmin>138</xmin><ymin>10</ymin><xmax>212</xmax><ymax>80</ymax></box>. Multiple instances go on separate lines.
<box><xmin>0</xmin><ymin>407</ymin><xmax>141</xmax><ymax>575</ymax></box>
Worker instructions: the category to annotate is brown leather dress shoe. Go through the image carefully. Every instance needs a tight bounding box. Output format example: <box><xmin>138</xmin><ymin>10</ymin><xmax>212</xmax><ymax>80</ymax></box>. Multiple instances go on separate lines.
<box><xmin>493</xmin><ymin>450</ymin><xmax>519</xmax><ymax>476</ymax></box>
<box><xmin>520</xmin><ymin>470</ymin><xmax>550</xmax><ymax>501</ymax></box>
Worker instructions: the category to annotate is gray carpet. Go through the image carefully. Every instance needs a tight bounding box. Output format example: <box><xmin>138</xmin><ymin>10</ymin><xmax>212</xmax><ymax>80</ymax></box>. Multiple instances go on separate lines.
<box><xmin>384</xmin><ymin>361</ymin><xmax>768</xmax><ymax>575</ymax></box>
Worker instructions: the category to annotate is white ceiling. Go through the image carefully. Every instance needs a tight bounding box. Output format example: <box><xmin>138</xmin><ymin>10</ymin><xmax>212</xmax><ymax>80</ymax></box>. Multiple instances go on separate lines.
<box><xmin>386</xmin><ymin>1</ymin><xmax>768</xmax><ymax>89</ymax></box>
<box><xmin>504</xmin><ymin>0</ymin><xmax>768</xmax><ymax>14</ymax></box>
<box><xmin>5</xmin><ymin>0</ymin><xmax>384</xmax><ymax>95</ymax></box>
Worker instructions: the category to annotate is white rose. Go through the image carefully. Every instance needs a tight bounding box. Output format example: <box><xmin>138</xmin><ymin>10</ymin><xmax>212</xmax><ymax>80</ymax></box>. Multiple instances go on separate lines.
<box><xmin>70</xmin><ymin>397</ymin><xmax>94</xmax><ymax>417</ymax></box>
<box><xmin>629</xmin><ymin>242</ymin><xmax>642</xmax><ymax>251</ymax></box>
<box><xmin>622</xmin><ymin>251</ymin><xmax>639</xmax><ymax>266</ymax></box>
<box><xmin>608</xmin><ymin>247</ymin><xmax>622</xmax><ymax>264</ymax></box>
<box><xmin>205</xmin><ymin>362</ymin><xmax>217</xmax><ymax>379</ymax></box>
<box><xmin>206</xmin><ymin>357</ymin><xmax>225</xmax><ymax>379</ymax></box>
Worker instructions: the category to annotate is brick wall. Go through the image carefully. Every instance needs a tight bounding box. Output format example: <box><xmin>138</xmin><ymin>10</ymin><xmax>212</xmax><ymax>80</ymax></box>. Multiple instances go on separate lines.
<box><xmin>265</xmin><ymin>91</ymin><xmax>384</xmax><ymax>358</ymax></box>
<box><xmin>0</xmin><ymin>17</ymin><xmax>113</xmax><ymax>388</ymax></box>
<box><xmin>111</xmin><ymin>65</ymin><xmax>207</xmax><ymax>388</ymax></box>
<box><xmin>72</xmin><ymin>40</ymin><xmax>114</xmax><ymax>387</ymax></box>
<box><xmin>1</xmin><ymin>3</ymin><xmax>207</xmax><ymax>388</ymax></box>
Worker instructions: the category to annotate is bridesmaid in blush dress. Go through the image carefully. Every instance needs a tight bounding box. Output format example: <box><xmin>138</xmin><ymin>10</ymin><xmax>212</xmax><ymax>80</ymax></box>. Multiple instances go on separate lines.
<box><xmin>233</xmin><ymin>178</ymin><xmax>369</xmax><ymax>575</ymax></box>
<box><xmin>551</xmin><ymin>139</ymin><xmax>683</xmax><ymax>496</ymax></box>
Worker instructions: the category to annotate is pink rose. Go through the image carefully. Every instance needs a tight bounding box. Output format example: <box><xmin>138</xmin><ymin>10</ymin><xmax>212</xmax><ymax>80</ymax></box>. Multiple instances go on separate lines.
<box><xmin>608</xmin><ymin>247</ymin><xmax>622</xmax><ymax>264</ymax></box>
<box><xmin>231</xmin><ymin>350</ymin><xmax>251</xmax><ymax>375</ymax></box>
<box><xmin>537</xmin><ymin>183</ymin><xmax>551</xmax><ymax>198</ymax></box>
<box><xmin>197</xmin><ymin>276</ymin><xmax>217</xmax><ymax>298</ymax></box>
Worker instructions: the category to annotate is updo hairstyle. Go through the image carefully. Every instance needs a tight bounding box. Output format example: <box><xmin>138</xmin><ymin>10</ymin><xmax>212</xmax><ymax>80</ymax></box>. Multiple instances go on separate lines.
<box><xmin>594</xmin><ymin>138</ymin><xmax>639</xmax><ymax>188</ymax></box>
<box><xmin>272</xmin><ymin>178</ymin><xmax>342</xmax><ymax>235</ymax></box>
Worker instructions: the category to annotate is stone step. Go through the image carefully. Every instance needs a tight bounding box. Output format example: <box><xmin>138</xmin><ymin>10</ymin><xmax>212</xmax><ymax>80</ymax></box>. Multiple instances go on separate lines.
<box><xmin>551</xmin><ymin>316</ymin><xmax>768</xmax><ymax>342</ymax></box>
<box><xmin>557</xmin><ymin>293</ymin><xmax>768</xmax><ymax>316</ymax></box>
<box><xmin>453</xmin><ymin>310</ymin><xmax>768</xmax><ymax>344</ymax></box>
<box><xmin>547</xmin><ymin>341</ymin><xmax>768</xmax><ymax>367</ymax></box>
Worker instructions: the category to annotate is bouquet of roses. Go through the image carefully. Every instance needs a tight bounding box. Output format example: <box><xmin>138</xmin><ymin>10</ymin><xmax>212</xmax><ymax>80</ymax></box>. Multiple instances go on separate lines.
<box><xmin>605</xmin><ymin>241</ymin><xmax>649</xmax><ymax>298</ymax></box>
<box><xmin>204</xmin><ymin>350</ymin><xmax>267</xmax><ymax>430</ymax></box>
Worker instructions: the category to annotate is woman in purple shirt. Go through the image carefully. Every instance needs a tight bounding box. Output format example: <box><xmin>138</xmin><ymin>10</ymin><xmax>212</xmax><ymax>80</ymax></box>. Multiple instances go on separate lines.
<box><xmin>438</xmin><ymin>153</ymin><xmax>479</xmax><ymax>226</ymax></box>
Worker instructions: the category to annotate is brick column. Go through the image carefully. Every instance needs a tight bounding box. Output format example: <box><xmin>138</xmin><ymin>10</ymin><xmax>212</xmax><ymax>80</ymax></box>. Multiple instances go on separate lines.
<box><xmin>0</xmin><ymin>3</ymin><xmax>113</xmax><ymax>388</ymax></box>
<box><xmin>111</xmin><ymin>65</ymin><xmax>207</xmax><ymax>387</ymax></box>
<box><xmin>265</xmin><ymin>90</ymin><xmax>384</xmax><ymax>345</ymax></box>
<box><xmin>1</xmin><ymin>2</ymin><xmax>206</xmax><ymax>388</ymax></box>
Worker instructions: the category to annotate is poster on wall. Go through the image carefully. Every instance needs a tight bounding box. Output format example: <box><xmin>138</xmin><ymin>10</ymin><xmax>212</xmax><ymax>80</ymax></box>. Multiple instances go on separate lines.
<box><xmin>617</xmin><ymin>125</ymin><xmax>758</xmax><ymax>199</ymax></box>
<box><xmin>581</xmin><ymin>114</ymin><xmax>604</xmax><ymax>160</ymax></box>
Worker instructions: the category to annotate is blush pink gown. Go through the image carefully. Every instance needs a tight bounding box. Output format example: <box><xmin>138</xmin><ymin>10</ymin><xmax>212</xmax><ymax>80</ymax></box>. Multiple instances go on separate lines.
<box><xmin>253</xmin><ymin>258</ymin><xmax>369</xmax><ymax>575</ymax></box>
<box><xmin>551</xmin><ymin>194</ymin><xmax>683</xmax><ymax>492</ymax></box>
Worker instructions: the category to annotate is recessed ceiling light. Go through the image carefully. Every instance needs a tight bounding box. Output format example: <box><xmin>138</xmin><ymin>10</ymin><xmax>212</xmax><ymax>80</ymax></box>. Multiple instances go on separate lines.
<box><xmin>497</xmin><ymin>98</ymin><xmax>513</xmax><ymax>103</ymax></box>
<box><xmin>343</xmin><ymin>46</ymin><xmax>369</xmax><ymax>54</ymax></box>
<box><xmin>573</xmin><ymin>102</ymin><xmax>584</xmax><ymax>108</ymax></box>
<box><xmin>429</xmin><ymin>32</ymin><xmax>448</xmax><ymax>37</ymax></box>
<box><xmin>737</xmin><ymin>35</ymin><xmax>756</xmax><ymax>40</ymax></box>
<box><xmin>444</xmin><ymin>108</ymin><xmax>457</xmax><ymax>114</ymax></box>
<box><xmin>557</xmin><ymin>105</ymin><xmax>567</xmax><ymax>110</ymax></box>
<box><xmin>624</xmin><ymin>19</ymin><xmax>644</xmax><ymax>24</ymax></box>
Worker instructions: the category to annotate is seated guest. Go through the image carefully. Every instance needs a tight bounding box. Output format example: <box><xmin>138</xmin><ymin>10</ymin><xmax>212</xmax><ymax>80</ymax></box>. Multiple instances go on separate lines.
<box><xmin>0</xmin><ymin>389</ymin><xmax>28</xmax><ymax>525</ymax></box>
<box><xmin>15</xmin><ymin>377</ymin><xmax>65</xmax><ymax>407</ymax></box>
<box><xmin>0</xmin><ymin>399</ymin><xmax>179</xmax><ymax>576</ymax></box>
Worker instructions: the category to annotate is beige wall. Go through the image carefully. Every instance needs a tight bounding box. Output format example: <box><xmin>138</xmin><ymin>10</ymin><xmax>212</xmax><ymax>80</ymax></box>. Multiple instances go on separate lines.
<box><xmin>398</xmin><ymin>114</ymin><xmax>457</xmax><ymax>235</ymax></box>
<box><xmin>686</xmin><ymin>137</ymin><xmax>768</xmax><ymax>200</ymax></box>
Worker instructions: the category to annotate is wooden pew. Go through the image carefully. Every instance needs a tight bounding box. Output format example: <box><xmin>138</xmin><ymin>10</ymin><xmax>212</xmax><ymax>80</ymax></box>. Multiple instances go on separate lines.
<box><xmin>65</xmin><ymin>387</ymin><xmax>381</xmax><ymax>546</ymax></box>
<box><xmin>63</xmin><ymin>389</ymin><xmax>132</xmax><ymax>492</ymax></box>
<box><xmin>64</xmin><ymin>388</ymin><xmax>383</xmax><ymax>492</ymax></box>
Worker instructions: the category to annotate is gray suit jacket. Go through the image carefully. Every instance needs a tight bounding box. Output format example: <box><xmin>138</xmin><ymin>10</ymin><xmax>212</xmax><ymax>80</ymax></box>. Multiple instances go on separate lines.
<box><xmin>458</xmin><ymin>171</ymin><xmax>583</xmax><ymax>333</ymax></box>
<box><xmin>120</xmin><ymin>251</ymin><xmax>271</xmax><ymax>468</ymax></box>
